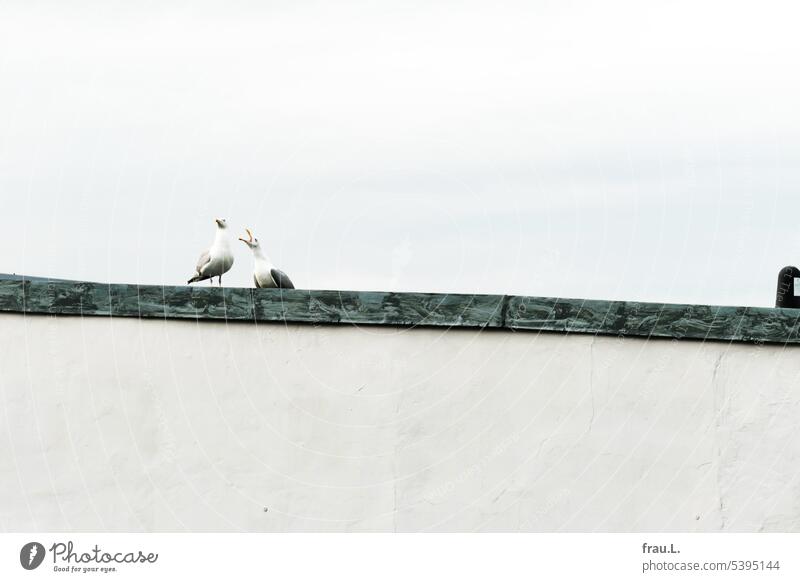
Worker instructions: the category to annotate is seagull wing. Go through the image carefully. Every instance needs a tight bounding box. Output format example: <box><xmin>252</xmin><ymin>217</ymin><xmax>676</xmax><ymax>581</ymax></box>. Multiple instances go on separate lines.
<box><xmin>270</xmin><ymin>268</ymin><xmax>295</xmax><ymax>289</ymax></box>
<box><xmin>195</xmin><ymin>250</ymin><xmax>211</xmax><ymax>275</ymax></box>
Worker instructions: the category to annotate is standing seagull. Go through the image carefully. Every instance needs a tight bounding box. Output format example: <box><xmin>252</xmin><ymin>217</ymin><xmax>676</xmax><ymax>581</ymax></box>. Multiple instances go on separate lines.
<box><xmin>187</xmin><ymin>218</ymin><xmax>235</xmax><ymax>286</ymax></box>
<box><xmin>239</xmin><ymin>228</ymin><xmax>295</xmax><ymax>289</ymax></box>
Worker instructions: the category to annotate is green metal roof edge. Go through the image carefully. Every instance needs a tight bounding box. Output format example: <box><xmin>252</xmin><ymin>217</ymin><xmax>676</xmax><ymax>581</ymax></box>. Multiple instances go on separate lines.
<box><xmin>1</xmin><ymin>278</ymin><xmax>799</xmax><ymax>345</ymax></box>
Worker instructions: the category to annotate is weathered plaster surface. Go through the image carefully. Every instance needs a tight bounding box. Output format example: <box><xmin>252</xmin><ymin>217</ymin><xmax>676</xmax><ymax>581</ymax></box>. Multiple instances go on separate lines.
<box><xmin>1</xmin><ymin>313</ymin><xmax>797</xmax><ymax>531</ymax></box>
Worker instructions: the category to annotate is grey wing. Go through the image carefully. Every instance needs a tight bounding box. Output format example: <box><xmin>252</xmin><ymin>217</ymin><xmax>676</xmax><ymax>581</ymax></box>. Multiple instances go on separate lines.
<box><xmin>195</xmin><ymin>250</ymin><xmax>211</xmax><ymax>275</ymax></box>
<box><xmin>270</xmin><ymin>268</ymin><xmax>295</xmax><ymax>289</ymax></box>
<box><xmin>253</xmin><ymin>273</ymin><xmax>262</xmax><ymax>288</ymax></box>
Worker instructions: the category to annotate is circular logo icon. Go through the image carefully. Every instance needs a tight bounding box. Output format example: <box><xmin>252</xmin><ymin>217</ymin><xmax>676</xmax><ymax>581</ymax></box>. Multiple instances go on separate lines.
<box><xmin>20</xmin><ymin>542</ymin><xmax>46</xmax><ymax>570</ymax></box>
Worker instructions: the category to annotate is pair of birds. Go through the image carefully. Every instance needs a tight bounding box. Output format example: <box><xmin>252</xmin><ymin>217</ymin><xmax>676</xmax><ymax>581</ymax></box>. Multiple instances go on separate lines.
<box><xmin>187</xmin><ymin>218</ymin><xmax>294</xmax><ymax>289</ymax></box>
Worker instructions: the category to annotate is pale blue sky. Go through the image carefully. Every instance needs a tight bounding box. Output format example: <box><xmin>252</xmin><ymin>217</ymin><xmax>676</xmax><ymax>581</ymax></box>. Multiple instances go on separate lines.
<box><xmin>1</xmin><ymin>0</ymin><xmax>799</xmax><ymax>306</ymax></box>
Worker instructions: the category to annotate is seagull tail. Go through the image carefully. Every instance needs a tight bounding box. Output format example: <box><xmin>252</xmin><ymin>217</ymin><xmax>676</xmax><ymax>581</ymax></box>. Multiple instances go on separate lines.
<box><xmin>187</xmin><ymin>274</ymin><xmax>202</xmax><ymax>284</ymax></box>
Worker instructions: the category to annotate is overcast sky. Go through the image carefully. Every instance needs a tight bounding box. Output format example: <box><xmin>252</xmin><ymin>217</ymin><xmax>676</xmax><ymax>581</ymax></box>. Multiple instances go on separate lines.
<box><xmin>1</xmin><ymin>1</ymin><xmax>799</xmax><ymax>306</ymax></box>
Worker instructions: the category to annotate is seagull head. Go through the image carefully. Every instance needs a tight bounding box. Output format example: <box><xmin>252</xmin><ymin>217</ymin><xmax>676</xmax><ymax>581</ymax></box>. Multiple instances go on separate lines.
<box><xmin>215</xmin><ymin>218</ymin><xmax>228</xmax><ymax>229</ymax></box>
<box><xmin>238</xmin><ymin>228</ymin><xmax>261</xmax><ymax>250</ymax></box>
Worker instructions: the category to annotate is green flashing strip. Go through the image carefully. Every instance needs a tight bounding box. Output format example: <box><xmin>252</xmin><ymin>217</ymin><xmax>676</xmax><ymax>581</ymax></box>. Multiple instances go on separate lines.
<box><xmin>1</xmin><ymin>279</ymin><xmax>799</xmax><ymax>345</ymax></box>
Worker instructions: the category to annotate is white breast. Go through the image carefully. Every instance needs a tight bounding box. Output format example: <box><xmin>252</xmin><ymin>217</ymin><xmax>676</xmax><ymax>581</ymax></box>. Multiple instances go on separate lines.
<box><xmin>253</xmin><ymin>259</ymin><xmax>275</xmax><ymax>288</ymax></box>
<box><xmin>203</xmin><ymin>244</ymin><xmax>234</xmax><ymax>277</ymax></box>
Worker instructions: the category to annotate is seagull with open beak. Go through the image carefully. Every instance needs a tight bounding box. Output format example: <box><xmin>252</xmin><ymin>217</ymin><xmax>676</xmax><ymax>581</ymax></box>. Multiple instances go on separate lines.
<box><xmin>187</xmin><ymin>218</ymin><xmax>235</xmax><ymax>286</ymax></box>
<box><xmin>239</xmin><ymin>228</ymin><xmax>295</xmax><ymax>289</ymax></box>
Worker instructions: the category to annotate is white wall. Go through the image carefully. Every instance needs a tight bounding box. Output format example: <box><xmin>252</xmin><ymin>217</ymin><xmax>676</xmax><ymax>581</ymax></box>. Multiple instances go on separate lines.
<box><xmin>0</xmin><ymin>313</ymin><xmax>798</xmax><ymax>532</ymax></box>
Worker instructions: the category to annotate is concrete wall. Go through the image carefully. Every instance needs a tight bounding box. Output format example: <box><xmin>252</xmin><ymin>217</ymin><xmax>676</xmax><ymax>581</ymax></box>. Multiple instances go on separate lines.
<box><xmin>0</xmin><ymin>312</ymin><xmax>798</xmax><ymax>532</ymax></box>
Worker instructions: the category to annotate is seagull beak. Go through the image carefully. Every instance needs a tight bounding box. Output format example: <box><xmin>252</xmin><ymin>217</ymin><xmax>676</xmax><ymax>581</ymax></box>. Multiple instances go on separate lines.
<box><xmin>239</xmin><ymin>228</ymin><xmax>254</xmax><ymax>245</ymax></box>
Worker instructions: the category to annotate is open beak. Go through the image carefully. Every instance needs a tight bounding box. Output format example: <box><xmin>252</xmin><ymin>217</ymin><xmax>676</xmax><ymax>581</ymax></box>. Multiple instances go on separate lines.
<box><xmin>238</xmin><ymin>228</ymin><xmax>254</xmax><ymax>244</ymax></box>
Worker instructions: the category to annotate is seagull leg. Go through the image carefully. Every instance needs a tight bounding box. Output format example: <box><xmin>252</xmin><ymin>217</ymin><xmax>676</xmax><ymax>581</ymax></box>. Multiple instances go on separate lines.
<box><xmin>219</xmin><ymin>275</ymin><xmax>223</xmax><ymax>287</ymax></box>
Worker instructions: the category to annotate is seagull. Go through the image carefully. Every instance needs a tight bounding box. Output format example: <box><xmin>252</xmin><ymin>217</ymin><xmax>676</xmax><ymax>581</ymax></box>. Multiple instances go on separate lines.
<box><xmin>238</xmin><ymin>228</ymin><xmax>295</xmax><ymax>289</ymax></box>
<box><xmin>187</xmin><ymin>218</ymin><xmax>235</xmax><ymax>286</ymax></box>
